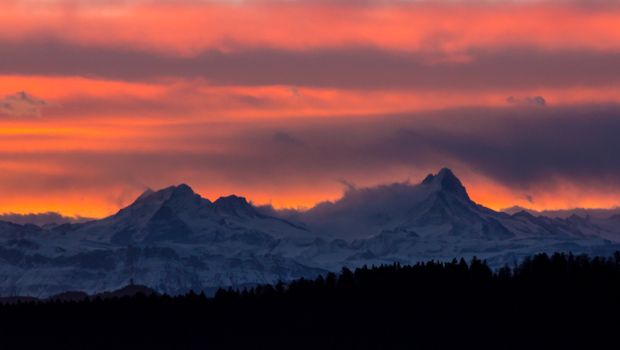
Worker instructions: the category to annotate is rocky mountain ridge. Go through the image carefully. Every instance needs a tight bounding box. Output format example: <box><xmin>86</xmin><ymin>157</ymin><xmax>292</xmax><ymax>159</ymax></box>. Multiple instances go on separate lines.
<box><xmin>1</xmin><ymin>168</ymin><xmax>619</xmax><ymax>297</ymax></box>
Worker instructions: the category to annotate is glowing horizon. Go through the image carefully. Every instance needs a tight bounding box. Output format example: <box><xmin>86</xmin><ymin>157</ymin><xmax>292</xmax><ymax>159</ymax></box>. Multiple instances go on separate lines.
<box><xmin>3</xmin><ymin>169</ymin><xmax>620</xmax><ymax>220</ymax></box>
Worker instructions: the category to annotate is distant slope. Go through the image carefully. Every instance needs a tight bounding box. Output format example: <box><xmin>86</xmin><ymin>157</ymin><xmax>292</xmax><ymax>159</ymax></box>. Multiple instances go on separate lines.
<box><xmin>1</xmin><ymin>168</ymin><xmax>619</xmax><ymax>297</ymax></box>
<box><xmin>0</xmin><ymin>284</ymin><xmax>159</xmax><ymax>304</ymax></box>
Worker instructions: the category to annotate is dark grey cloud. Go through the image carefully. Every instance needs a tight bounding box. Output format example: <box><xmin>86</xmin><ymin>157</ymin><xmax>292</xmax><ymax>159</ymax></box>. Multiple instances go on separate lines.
<box><xmin>0</xmin><ymin>91</ymin><xmax>50</xmax><ymax>117</ymax></box>
<box><xmin>428</xmin><ymin>105</ymin><xmax>620</xmax><ymax>188</ymax></box>
<box><xmin>2</xmin><ymin>41</ymin><xmax>620</xmax><ymax>91</ymax></box>
<box><xmin>3</xmin><ymin>104</ymin><xmax>620</xmax><ymax>205</ymax></box>
<box><xmin>286</xmin><ymin>87</ymin><xmax>300</xmax><ymax>97</ymax></box>
<box><xmin>507</xmin><ymin>96</ymin><xmax>546</xmax><ymax>107</ymax></box>
<box><xmin>243</xmin><ymin>104</ymin><xmax>620</xmax><ymax>191</ymax></box>
<box><xmin>342</xmin><ymin>105</ymin><xmax>620</xmax><ymax>191</ymax></box>
<box><xmin>0</xmin><ymin>212</ymin><xmax>94</xmax><ymax>226</ymax></box>
<box><xmin>258</xmin><ymin>178</ymin><xmax>429</xmax><ymax>239</ymax></box>
<box><xmin>273</xmin><ymin>131</ymin><xmax>306</xmax><ymax>147</ymax></box>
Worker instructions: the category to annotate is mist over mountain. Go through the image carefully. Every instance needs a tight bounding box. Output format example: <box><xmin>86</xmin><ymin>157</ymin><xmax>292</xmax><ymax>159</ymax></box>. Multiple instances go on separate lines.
<box><xmin>257</xmin><ymin>168</ymin><xmax>475</xmax><ymax>240</ymax></box>
<box><xmin>1</xmin><ymin>168</ymin><xmax>620</xmax><ymax>298</ymax></box>
<box><xmin>501</xmin><ymin>205</ymin><xmax>620</xmax><ymax>220</ymax></box>
<box><xmin>0</xmin><ymin>212</ymin><xmax>94</xmax><ymax>227</ymax></box>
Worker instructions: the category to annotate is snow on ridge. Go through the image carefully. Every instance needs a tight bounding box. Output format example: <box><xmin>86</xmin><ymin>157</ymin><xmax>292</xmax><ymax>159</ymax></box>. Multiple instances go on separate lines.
<box><xmin>1</xmin><ymin>169</ymin><xmax>620</xmax><ymax>298</ymax></box>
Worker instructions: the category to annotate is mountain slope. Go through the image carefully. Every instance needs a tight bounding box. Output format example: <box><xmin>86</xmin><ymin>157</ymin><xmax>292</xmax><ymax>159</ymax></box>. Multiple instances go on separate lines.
<box><xmin>1</xmin><ymin>169</ymin><xmax>619</xmax><ymax>297</ymax></box>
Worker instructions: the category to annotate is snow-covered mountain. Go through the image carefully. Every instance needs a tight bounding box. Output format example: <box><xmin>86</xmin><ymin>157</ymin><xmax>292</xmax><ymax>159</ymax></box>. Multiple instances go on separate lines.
<box><xmin>1</xmin><ymin>168</ymin><xmax>619</xmax><ymax>297</ymax></box>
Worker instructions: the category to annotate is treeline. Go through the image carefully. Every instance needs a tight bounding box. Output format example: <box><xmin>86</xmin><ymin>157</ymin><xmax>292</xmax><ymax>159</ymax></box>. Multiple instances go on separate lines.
<box><xmin>217</xmin><ymin>251</ymin><xmax>620</xmax><ymax>300</ymax></box>
<box><xmin>1</xmin><ymin>252</ymin><xmax>620</xmax><ymax>349</ymax></box>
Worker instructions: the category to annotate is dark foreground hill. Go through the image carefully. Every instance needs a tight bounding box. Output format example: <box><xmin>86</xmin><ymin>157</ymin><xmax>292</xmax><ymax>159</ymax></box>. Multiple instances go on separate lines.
<box><xmin>0</xmin><ymin>284</ymin><xmax>159</xmax><ymax>304</ymax></box>
<box><xmin>1</xmin><ymin>252</ymin><xmax>619</xmax><ymax>349</ymax></box>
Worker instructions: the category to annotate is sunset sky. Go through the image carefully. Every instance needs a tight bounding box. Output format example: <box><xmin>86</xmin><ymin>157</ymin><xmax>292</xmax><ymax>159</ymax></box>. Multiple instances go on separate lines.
<box><xmin>1</xmin><ymin>0</ymin><xmax>620</xmax><ymax>220</ymax></box>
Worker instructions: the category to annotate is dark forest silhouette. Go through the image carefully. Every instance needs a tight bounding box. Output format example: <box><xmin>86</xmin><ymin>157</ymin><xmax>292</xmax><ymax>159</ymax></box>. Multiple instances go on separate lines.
<box><xmin>2</xmin><ymin>252</ymin><xmax>620</xmax><ymax>349</ymax></box>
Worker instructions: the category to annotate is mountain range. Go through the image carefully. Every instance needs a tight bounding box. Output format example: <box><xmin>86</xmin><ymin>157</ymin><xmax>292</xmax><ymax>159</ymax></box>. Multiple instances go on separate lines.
<box><xmin>1</xmin><ymin>168</ymin><xmax>619</xmax><ymax>297</ymax></box>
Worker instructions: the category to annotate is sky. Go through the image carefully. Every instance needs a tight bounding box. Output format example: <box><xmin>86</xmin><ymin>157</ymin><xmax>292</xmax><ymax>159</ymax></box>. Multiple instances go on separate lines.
<box><xmin>1</xmin><ymin>0</ymin><xmax>620</xmax><ymax>221</ymax></box>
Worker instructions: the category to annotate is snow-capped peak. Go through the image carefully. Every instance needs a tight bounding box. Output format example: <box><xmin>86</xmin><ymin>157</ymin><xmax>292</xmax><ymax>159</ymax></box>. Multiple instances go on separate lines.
<box><xmin>135</xmin><ymin>188</ymin><xmax>155</xmax><ymax>202</ymax></box>
<box><xmin>133</xmin><ymin>184</ymin><xmax>195</xmax><ymax>205</ymax></box>
<box><xmin>3</xmin><ymin>168</ymin><xmax>620</xmax><ymax>298</ymax></box>
<box><xmin>212</xmin><ymin>195</ymin><xmax>258</xmax><ymax>217</ymax></box>
<box><xmin>421</xmin><ymin>168</ymin><xmax>471</xmax><ymax>201</ymax></box>
<box><xmin>169</xmin><ymin>184</ymin><xmax>195</xmax><ymax>198</ymax></box>
<box><xmin>161</xmin><ymin>184</ymin><xmax>209</xmax><ymax>211</ymax></box>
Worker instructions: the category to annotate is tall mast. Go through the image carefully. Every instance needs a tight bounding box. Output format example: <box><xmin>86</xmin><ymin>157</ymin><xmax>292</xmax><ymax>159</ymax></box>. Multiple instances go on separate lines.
<box><xmin>130</xmin><ymin>254</ymin><xmax>134</xmax><ymax>286</ymax></box>
<box><xmin>129</xmin><ymin>245</ymin><xmax>134</xmax><ymax>286</ymax></box>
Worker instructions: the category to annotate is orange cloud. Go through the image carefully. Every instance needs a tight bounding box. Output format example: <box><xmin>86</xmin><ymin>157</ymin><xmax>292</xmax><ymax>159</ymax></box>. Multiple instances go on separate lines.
<box><xmin>467</xmin><ymin>176</ymin><xmax>620</xmax><ymax>213</ymax></box>
<box><xmin>0</xmin><ymin>75</ymin><xmax>168</xmax><ymax>101</ymax></box>
<box><xmin>2</xmin><ymin>74</ymin><xmax>620</xmax><ymax>157</ymax></box>
<box><xmin>0</xmin><ymin>190</ymin><xmax>141</xmax><ymax>219</ymax></box>
<box><xmin>2</xmin><ymin>1</ymin><xmax>620</xmax><ymax>218</ymax></box>
<box><xmin>1</xmin><ymin>1</ymin><xmax>619</xmax><ymax>56</ymax></box>
<box><xmin>5</xmin><ymin>75</ymin><xmax>619</xmax><ymax>121</ymax></box>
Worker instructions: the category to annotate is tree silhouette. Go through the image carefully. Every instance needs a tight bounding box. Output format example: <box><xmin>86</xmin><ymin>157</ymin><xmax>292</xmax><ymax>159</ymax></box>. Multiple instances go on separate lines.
<box><xmin>2</xmin><ymin>251</ymin><xmax>620</xmax><ymax>349</ymax></box>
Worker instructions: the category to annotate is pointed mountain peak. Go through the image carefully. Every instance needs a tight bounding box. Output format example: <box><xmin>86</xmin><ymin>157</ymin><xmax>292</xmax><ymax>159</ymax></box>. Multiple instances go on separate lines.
<box><xmin>113</xmin><ymin>183</ymin><xmax>209</xmax><ymax>222</ymax></box>
<box><xmin>421</xmin><ymin>174</ymin><xmax>435</xmax><ymax>185</ymax></box>
<box><xmin>212</xmin><ymin>195</ymin><xmax>257</xmax><ymax>217</ymax></box>
<box><xmin>422</xmin><ymin>168</ymin><xmax>456</xmax><ymax>184</ymax></box>
<box><xmin>567</xmin><ymin>213</ymin><xmax>589</xmax><ymax>223</ymax></box>
<box><xmin>435</xmin><ymin>167</ymin><xmax>457</xmax><ymax>181</ymax></box>
<box><xmin>169</xmin><ymin>183</ymin><xmax>195</xmax><ymax>198</ymax></box>
<box><xmin>135</xmin><ymin>188</ymin><xmax>155</xmax><ymax>201</ymax></box>
<box><xmin>161</xmin><ymin>183</ymin><xmax>209</xmax><ymax>210</ymax></box>
<box><xmin>513</xmin><ymin>210</ymin><xmax>536</xmax><ymax>219</ymax></box>
<box><xmin>129</xmin><ymin>186</ymin><xmax>171</xmax><ymax>206</ymax></box>
<box><xmin>421</xmin><ymin>168</ymin><xmax>471</xmax><ymax>201</ymax></box>
<box><xmin>130</xmin><ymin>184</ymin><xmax>197</xmax><ymax>207</ymax></box>
<box><xmin>214</xmin><ymin>195</ymin><xmax>250</xmax><ymax>206</ymax></box>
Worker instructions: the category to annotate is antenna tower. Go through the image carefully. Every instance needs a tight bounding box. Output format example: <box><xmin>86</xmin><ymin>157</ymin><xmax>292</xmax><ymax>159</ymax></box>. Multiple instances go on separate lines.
<box><xmin>128</xmin><ymin>245</ymin><xmax>134</xmax><ymax>286</ymax></box>
<box><xmin>130</xmin><ymin>255</ymin><xmax>134</xmax><ymax>286</ymax></box>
